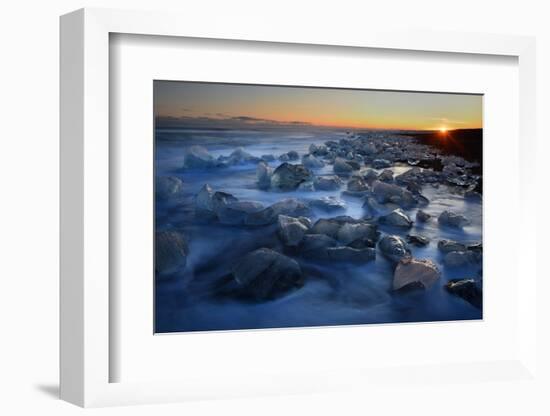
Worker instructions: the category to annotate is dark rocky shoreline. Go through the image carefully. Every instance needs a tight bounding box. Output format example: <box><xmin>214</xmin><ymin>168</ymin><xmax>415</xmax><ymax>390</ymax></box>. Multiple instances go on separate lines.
<box><xmin>399</xmin><ymin>129</ymin><xmax>483</xmax><ymax>171</ymax></box>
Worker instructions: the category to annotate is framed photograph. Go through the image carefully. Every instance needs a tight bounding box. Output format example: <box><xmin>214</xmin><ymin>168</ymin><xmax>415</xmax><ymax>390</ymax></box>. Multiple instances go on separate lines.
<box><xmin>153</xmin><ymin>80</ymin><xmax>484</xmax><ymax>333</ymax></box>
<box><xmin>60</xmin><ymin>8</ymin><xmax>538</xmax><ymax>407</ymax></box>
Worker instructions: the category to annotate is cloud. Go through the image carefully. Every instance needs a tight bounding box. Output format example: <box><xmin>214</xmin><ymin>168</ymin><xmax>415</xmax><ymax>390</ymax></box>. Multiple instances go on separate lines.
<box><xmin>230</xmin><ymin>116</ymin><xmax>264</xmax><ymax>121</ymax></box>
<box><xmin>156</xmin><ymin>114</ymin><xmax>313</xmax><ymax>129</ymax></box>
<box><xmin>427</xmin><ymin>117</ymin><xmax>467</xmax><ymax>125</ymax></box>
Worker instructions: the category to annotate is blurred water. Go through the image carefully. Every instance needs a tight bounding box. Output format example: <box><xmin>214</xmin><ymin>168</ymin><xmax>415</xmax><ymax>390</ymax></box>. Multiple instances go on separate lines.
<box><xmin>155</xmin><ymin>128</ymin><xmax>482</xmax><ymax>333</ymax></box>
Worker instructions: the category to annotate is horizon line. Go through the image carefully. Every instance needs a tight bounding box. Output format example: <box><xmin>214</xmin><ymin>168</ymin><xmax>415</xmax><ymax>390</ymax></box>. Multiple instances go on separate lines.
<box><xmin>154</xmin><ymin>115</ymin><xmax>482</xmax><ymax>132</ymax></box>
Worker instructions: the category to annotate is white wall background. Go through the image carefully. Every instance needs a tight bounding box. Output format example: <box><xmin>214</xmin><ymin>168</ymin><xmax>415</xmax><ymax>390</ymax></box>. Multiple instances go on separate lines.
<box><xmin>0</xmin><ymin>1</ymin><xmax>547</xmax><ymax>415</ymax></box>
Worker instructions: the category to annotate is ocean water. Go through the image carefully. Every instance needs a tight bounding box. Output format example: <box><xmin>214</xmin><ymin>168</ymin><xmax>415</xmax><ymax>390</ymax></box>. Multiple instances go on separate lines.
<box><xmin>155</xmin><ymin>127</ymin><xmax>482</xmax><ymax>333</ymax></box>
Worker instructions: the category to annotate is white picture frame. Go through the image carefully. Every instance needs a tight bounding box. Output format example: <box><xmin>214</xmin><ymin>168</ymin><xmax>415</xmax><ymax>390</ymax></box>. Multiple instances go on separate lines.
<box><xmin>60</xmin><ymin>7</ymin><xmax>538</xmax><ymax>408</ymax></box>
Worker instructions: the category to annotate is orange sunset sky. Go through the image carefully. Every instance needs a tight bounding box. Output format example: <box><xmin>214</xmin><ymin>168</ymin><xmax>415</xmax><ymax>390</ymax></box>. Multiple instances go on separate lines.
<box><xmin>154</xmin><ymin>81</ymin><xmax>482</xmax><ymax>131</ymax></box>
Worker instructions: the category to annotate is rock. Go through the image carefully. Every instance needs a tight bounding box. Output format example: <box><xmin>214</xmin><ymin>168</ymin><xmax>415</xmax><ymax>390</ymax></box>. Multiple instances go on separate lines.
<box><xmin>299</xmin><ymin>234</ymin><xmax>338</xmax><ymax>259</ymax></box>
<box><xmin>346</xmin><ymin>160</ymin><xmax>362</xmax><ymax>170</ymax></box>
<box><xmin>438</xmin><ymin>210</ymin><xmax>470</xmax><ymax>228</ymax></box>
<box><xmin>416</xmin><ymin>210</ymin><xmax>431</xmax><ymax>223</ymax></box>
<box><xmin>362</xmin><ymin>143</ymin><xmax>377</xmax><ymax>155</ymax></box>
<box><xmin>378</xmin><ymin>208</ymin><xmax>413</xmax><ymax>228</ymax></box>
<box><xmin>302</xmin><ymin>154</ymin><xmax>325</xmax><ymax>168</ymax></box>
<box><xmin>347</xmin><ymin>238</ymin><xmax>376</xmax><ymax>249</ymax></box>
<box><xmin>325</xmin><ymin>247</ymin><xmax>376</xmax><ymax>263</ymax></box>
<box><xmin>277</xmin><ymin>215</ymin><xmax>311</xmax><ymax>246</ymax></box>
<box><xmin>156</xmin><ymin>176</ymin><xmax>183</xmax><ymax>199</ymax></box>
<box><xmin>211</xmin><ymin>191</ymin><xmax>239</xmax><ymax>214</ymax></box>
<box><xmin>309</xmin><ymin>143</ymin><xmax>328</xmax><ymax>156</ymax></box>
<box><xmin>378</xmin><ymin>169</ymin><xmax>394</xmax><ymax>182</ymax></box>
<box><xmin>261</xmin><ymin>154</ymin><xmax>275</xmax><ymax>162</ymax></box>
<box><xmin>405</xmin><ymin>181</ymin><xmax>423</xmax><ymax>195</ymax></box>
<box><xmin>353</xmin><ymin>154</ymin><xmax>365</xmax><ymax>165</ymax></box>
<box><xmin>155</xmin><ymin>231</ymin><xmax>188</xmax><ymax>279</ymax></box>
<box><xmin>342</xmin><ymin>190</ymin><xmax>370</xmax><ymax>199</ymax></box>
<box><xmin>372</xmin><ymin>159</ymin><xmax>391</xmax><ymax>169</ymax></box>
<box><xmin>270</xmin><ymin>163</ymin><xmax>313</xmax><ymax>191</ymax></box>
<box><xmin>245</xmin><ymin>198</ymin><xmax>311</xmax><ymax>225</ymax></box>
<box><xmin>215</xmin><ymin>156</ymin><xmax>230</xmax><ymax>167</ymax></box>
<box><xmin>347</xmin><ymin>176</ymin><xmax>368</xmax><ymax>192</ymax></box>
<box><xmin>444</xmin><ymin>251</ymin><xmax>481</xmax><ymax>267</ymax></box>
<box><xmin>394</xmin><ymin>281</ymin><xmax>426</xmax><ymax>294</ymax></box>
<box><xmin>311</xmin><ymin>217</ymin><xmax>346</xmax><ymax>238</ymax></box>
<box><xmin>256</xmin><ymin>161</ymin><xmax>273</xmax><ymax>189</ymax></box>
<box><xmin>278</xmin><ymin>153</ymin><xmax>290</xmax><ymax>162</ymax></box>
<box><xmin>394</xmin><ymin>167</ymin><xmax>422</xmax><ymax>185</ymax></box>
<box><xmin>467</xmin><ymin>242</ymin><xmax>483</xmax><ymax>253</ymax></box>
<box><xmin>333</xmin><ymin>157</ymin><xmax>356</xmax><ymax>175</ymax></box>
<box><xmin>195</xmin><ymin>184</ymin><xmax>215</xmax><ymax>215</ymax></box>
<box><xmin>270</xmin><ymin>198</ymin><xmax>311</xmax><ymax>217</ymax></box>
<box><xmin>245</xmin><ymin>208</ymin><xmax>278</xmax><ymax>226</ymax></box>
<box><xmin>310</xmin><ymin>216</ymin><xmax>367</xmax><ymax>240</ymax></box>
<box><xmin>404</xmin><ymin>194</ymin><xmax>422</xmax><ymax>208</ymax></box>
<box><xmin>445</xmin><ymin>279</ymin><xmax>482</xmax><ymax>309</ymax></box>
<box><xmin>184</xmin><ymin>145</ymin><xmax>215</xmax><ymax>168</ymax></box>
<box><xmin>372</xmin><ymin>181</ymin><xmax>402</xmax><ymax>202</ymax></box>
<box><xmin>388</xmin><ymin>194</ymin><xmax>415</xmax><ymax>208</ymax></box>
<box><xmin>406</xmin><ymin>234</ymin><xmax>430</xmax><ymax>246</ymax></box>
<box><xmin>316</xmin><ymin>145</ymin><xmax>328</xmax><ymax>156</ymax></box>
<box><xmin>464</xmin><ymin>190</ymin><xmax>482</xmax><ymax>200</ymax></box>
<box><xmin>227</xmin><ymin>147</ymin><xmax>259</xmax><ymax>165</ymax></box>
<box><xmin>378</xmin><ymin>235</ymin><xmax>411</xmax><ymax>263</ymax></box>
<box><xmin>279</xmin><ymin>151</ymin><xmax>299</xmax><ymax>161</ymax></box>
<box><xmin>438</xmin><ymin>239</ymin><xmax>467</xmax><ymax>253</ymax></box>
<box><xmin>363</xmin><ymin>197</ymin><xmax>398</xmax><ymax>216</ymax></box>
<box><xmin>309</xmin><ymin>196</ymin><xmax>346</xmax><ymax>212</ymax></box>
<box><xmin>232</xmin><ymin>248</ymin><xmax>303</xmax><ymax>300</ymax></box>
<box><xmin>393</xmin><ymin>257</ymin><xmax>441</xmax><ymax>290</ymax></box>
<box><xmin>287</xmin><ymin>150</ymin><xmax>300</xmax><ymax>160</ymax></box>
<box><xmin>442</xmin><ymin>163</ymin><xmax>463</xmax><ymax>178</ymax></box>
<box><xmin>372</xmin><ymin>181</ymin><xmax>416</xmax><ymax>208</ymax></box>
<box><xmin>363</xmin><ymin>169</ymin><xmax>379</xmax><ymax>183</ymax></box>
<box><xmin>297</xmin><ymin>181</ymin><xmax>315</xmax><ymax>192</ymax></box>
<box><xmin>217</xmin><ymin>200</ymin><xmax>265</xmax><ymax>225</ymax></box>
<box><xmin>414</xmin><ymin>192</ymin><xmax>429</xmax><ymax>203</ymax></box>
<box><xmin>314</xmin><ymin>176</ymin><xmax>343</xmax><ymax>191</ymax></box>
<box><xmin>336</xmin><ymin>222</ymin><xmax>380</xmax><ymax>245</ymax></box>
<box><xmin>447</xmin><ymin>175</ymin><xmax>472</xmax><ymax>187</ymax></box>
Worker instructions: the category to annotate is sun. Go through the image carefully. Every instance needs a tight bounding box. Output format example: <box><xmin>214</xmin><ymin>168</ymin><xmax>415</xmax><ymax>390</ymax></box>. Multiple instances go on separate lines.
<box><xmin>439</xmin><ymin>127</ymin><xmax>448</xmax><ymax>134</ymax></box>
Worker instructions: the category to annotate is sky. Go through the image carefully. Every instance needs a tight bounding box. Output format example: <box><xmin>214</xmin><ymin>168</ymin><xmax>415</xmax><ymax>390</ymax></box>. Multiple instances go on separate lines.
<box><xmin>154</xmin><ymin>81</ymin><xmax>482</xmax><ymax>131</ymax></box>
